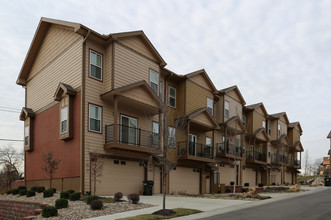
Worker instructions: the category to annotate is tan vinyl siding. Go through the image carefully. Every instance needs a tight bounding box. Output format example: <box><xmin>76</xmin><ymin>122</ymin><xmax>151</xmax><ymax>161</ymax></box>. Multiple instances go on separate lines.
<box><xmin>102</xmin><ymin>43</ymin><xmax>112</xmax><ymax>93</ymax></box>
<box><xmin>186</xmin><ymin>81</ymin><xmax>213</xmax><ymax>115</ymax></box>
<box><xmin>28</xmin><ymin>24</ymin><xmax>82</xmax><ymax>80</ymax></box>
<box><xmin>270</xmin><ymin>120</ymin><xmax>278</xmax><ymax>140</ymax></box>
<box><xmin>227</xmin><ymin>90</ymin><xmax>242</xmax><ymax>103</ymax></box>
<box><xmin>118</xmin><ymin>37</ymin><xmax>158</xmax><ymax>62</ymax></box>
<box><xmin>279</xmin><ymin>119</ymin><xmax>288</xmax><ymax>136</ymax></box>
<box><xmin>189</xmin><ymin>75</ymin><xmax>212</xmax><ymax>91</ymax></box>
<box><xmin>121</xmin><ymin>86</ymin><xmax>159</xmax><ymax>109</ymax></box>
<box><xmin>224</xmin><ymin>95</ymin><xmax>243</xmax><ymax>120</ymax></box>
<box><xmin>252</xmin><ymin>111</ymin><xmax>266</xmax><ymax>133</ymax></box>
<box><xmin>113</xmin><ymin>42</ymin><xmax>160</xmax><ymax>89</ymax></box>
<box><xmin>26</xmin><ymin>37</ymin><xmax>83</xmax><ymax>111</ymax></box>
<box><xmin>215</xmin><ymin>95</ymin><xmax>224</xmax><ymax>123</ymax></box>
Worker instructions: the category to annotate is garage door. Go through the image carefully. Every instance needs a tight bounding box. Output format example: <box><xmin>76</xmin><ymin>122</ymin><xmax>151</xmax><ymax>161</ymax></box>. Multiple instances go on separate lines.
<box><xmin>169</xmin><ymin>167</ymin><xmax>200</xmax><ymax>194</ymax></box>
<box><xmin>95</xmin><ymin>159</ymin><xmax>144</xmax><ymax>195</ymax></box>
<box><xmin>153</xmin><ymin>167</ymin><xmax>161</xmax><ymax>194</ymax></box>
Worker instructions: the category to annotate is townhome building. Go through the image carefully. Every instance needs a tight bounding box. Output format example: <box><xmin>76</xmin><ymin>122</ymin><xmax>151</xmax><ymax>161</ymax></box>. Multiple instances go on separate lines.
<box><xmin>17</xmin><ymin>17</ymin><xmax>304</xmax><ymax>195</ymax></box>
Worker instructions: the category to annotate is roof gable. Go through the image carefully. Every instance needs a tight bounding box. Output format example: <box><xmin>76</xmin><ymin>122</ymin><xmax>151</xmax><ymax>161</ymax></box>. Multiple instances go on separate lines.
<box><xmin>54</xmin><ymin>82</ymin><xmax>77</xmax><ymax>101</ymax></box>
<box><xmin>288</xmin><ymin>122</ymin><xmax>303</xmax><ymax>135</ymax></box>
<box><xmin>181</xmin><ymin>108</ymin><xmax>219</xmax><ymax>130</ymax></box>
<box><xmin>327</xmin><ymin>131</ymin><xmax>331</xmax><ymax>139</ymax></box>
<box><xmin>19</xmin><ymin>107</ymin><xmax>35</xmax><ymax>121</ymax></box>
<box><xmin>219</xmin><ymin>85</ymin><xmax>246</xmax><ymax>105</ymax></box>
<box><xmin>185</xmin><ymin>69</ymin><xmax>217</xmax><ymax>92</ymax></box>
<box><xmin>270</xmin><ymin>112</ymin><xmax>290</xmax><ymax>124</ymax></box>
<box><xmin>245</xmin><ymin>102</ymin><xmax>268</xmax><ymax>116</ymax></box>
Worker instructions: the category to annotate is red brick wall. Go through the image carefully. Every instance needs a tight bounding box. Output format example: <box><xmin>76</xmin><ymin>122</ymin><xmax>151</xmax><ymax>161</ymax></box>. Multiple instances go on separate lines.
<box><xmin>0</xmin><ymin>200</ymin><xmax>43</xmax><ymax>219</ymax></box>
<box><xmin>25</xmin><ymin>92</ymin><xmax>81</xmax><ymax>181</ymax></box>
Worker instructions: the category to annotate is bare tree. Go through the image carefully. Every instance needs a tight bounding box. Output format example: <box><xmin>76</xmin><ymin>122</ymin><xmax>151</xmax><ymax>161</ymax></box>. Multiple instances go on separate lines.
<box><xmin>0</xmin><ymin>145</ymin><xmax>24</xmax><ymax>190</ymax></box>
<box><xmin>303</xmin><ymin>150</ymin><xmax>312</xmax><ymax>183</ymax></box>
<box><xmin>89</xmin><ymin>153</ymin><xmax>104</xmax><ymax>195</ymax></box>
<box><xmin>41</xmin><ymin>152</ymin><xmax>60</xmax><ymax>189</ymax></box>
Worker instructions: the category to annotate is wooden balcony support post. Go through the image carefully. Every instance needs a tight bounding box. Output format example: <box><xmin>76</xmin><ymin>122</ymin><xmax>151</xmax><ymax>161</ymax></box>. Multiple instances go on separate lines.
<box><xmin>186</xmin><ymin>120</ymin><xmax>190</xmax><ymax>156</ymax></box>
<box><xmin>113</xmin><ymin>95</ymin><xmax>118</xmax><ymax>144</ymax></box>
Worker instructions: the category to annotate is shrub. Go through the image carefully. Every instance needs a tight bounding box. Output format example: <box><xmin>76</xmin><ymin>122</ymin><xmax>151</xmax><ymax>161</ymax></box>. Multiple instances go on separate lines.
<box><xmin>43</xmin><ymin>189</ymin><xmax>54</xmax><ymax>198</ymax></box>
<box><xmin>230</xmin><ymin>181</ymin><xmax>235</xmax><ymax>186</ymax></box>
<box><xmin>42</xmin><ymin>206</ymin><xmax>58</xmax><ymax>218</ymax></box>
<box><xmin>38</xmin><ymin>186</ymin><xmax>46</xmax><ymax>193</ymax></box>
<box><xmin>50</xmin><ymin>188</ymin><xmax>57</xmax><ymax>194</ymax></box>
<box><xmin>11</xmin><ymin>188</ymin><xmax>20</xmax><ymax>195</ymax></box>
<box><xmin>127</xmin><ymin>193</ymin><xmax>140</xmax><ymax>204</ymax></box>
<box><xmin>6</xmin><ymin>190</ymin><xmax>12</xmax><ymax>195</ymax></box>
<box><xmin>258</xmin><ymin>183</ymin><xmax>264</xmax><ymax>187</ymax></box>
<box><xmin>225</xmin><ymin>188</ymin><xmax>231</xmax><ymax>193</ymax></box>
<box><xmin>244</xmin><ymin>183</ymin><xmax>249</xmax><ymax>187</ymax></box>
<box><xmin>66</xmin><ymin>189</ymin><xmax>75</xmax><ymax>194</ymax></box>
<box><xmin>55</xmin><ymin>199</ymin><xmax>68</xmax><ymax>209</ymax></box>
<box><xmin>30</xmin><ymin>186</ymin><xmax>39</xmax><ymax>192</ymax></box>
<box><xmin>242</xmin><ymin>188</ymin><xmax>247</xmax><ymax>193</ymax></box>
<box><xmin>26</xmin><ymin>190</ymin><xmax>36</xmax><ymax>197</ymax></box>
<box><xmin>87</xmin><ymin>195</ymin><xmax>99</xmax><ymax>204</ymax></box>
<box><xmin>114</xmin><ymin>192</ymin><xmax>123</xmax><ymax>201</ymax></box>
<box><xmin>19</xmin><ymin>189</ymin><xmax>27</xmax><ymax>196</ymax></box>
<box><xmin>18</xmin><ymin>186</ymin><xmax>27</xmax><ymax>191</ymax></box>
<box><xmin>69</xmin><ymin>192</ymin><xmax>81</xmax><ymax>201</ymax></box>
<box><xmin>90</xmin><ymin>200</ymin><xmax>103</xmax><ymax>210</ymax></box>
<box><xmin>272</xmin><ymin>183</ymin><xmax>276</xmax><ymax>186</ymax></box>
<box><xmin>60</xmin><ymin>192</ymin><xmax>69</xmax><ymax>199</ymax></box>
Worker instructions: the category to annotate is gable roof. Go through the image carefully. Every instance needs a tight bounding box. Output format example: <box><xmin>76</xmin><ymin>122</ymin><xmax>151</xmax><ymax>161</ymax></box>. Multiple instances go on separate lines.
<box><xmin>219</xmin><ymin>85</ymin><xmax>246</xmax><ymax>105</ymax></box>
<box><xmin>219</xmin><ymin>115</ymin><xmax>246</xmax><ymax>134</ymax></box>
<box><xmin>54</xmin><ymin>82</ymin><xmax>77</xmax><ymax>101</ymax></box>
<box><xmin>245</xmin><ymin>102</ymin><xmax>268</xmax><ymax>116</ymax></box>
<box><xmin>185</xmin><ymin>69</ymin><xmax>217</xmax><ymax>92</ymax></box>
<box><xmin>288</xmin><ymin>122</ymin><xmax>303</xmax><ymax>135</ymax></box>
<box><xmin>269</xmin><ymin>112</ymin><xmax>290</xmax><ymax>124</ymax></box>
<box><xmin>177</xmin><ymin>107</ymin><xmax>219</xmax><ymax>130</ymax></box>
<box><xmin>246</xmin><ymin>128</ymin><xmax>270</xmax><ymax>142</ymax></box>
<box><xmin>292</xmin><ymin>141</ymin><xmax>304</xmax><ymax>152</ymax></box>
<box><xmin>17</xmin><ymin>17</ymin><xmax>166</xmax><ymax>86</ymax></box>
<box><xmin>19</xmin><ymin>107</ymin><xmax>36</xmax><ymax>121</ymax></box>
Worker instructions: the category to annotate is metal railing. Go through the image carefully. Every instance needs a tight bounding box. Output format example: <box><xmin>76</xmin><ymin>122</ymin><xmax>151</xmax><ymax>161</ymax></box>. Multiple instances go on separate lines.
<box><xmin>178</xmin><ymin>141</ymin><xmax>213</xmax><ymax>159</ymax></box>
<box><xmin>105</xmin><ymin>124</ymin><xmax>160</xmax><ymax>149</ymax></box>
<box><xmin>216</xmin><ymin>142</ymin><xmax>242</xmax><ymax>157</ymax></box>
<box><xmin>271</xmin><ymin>154</ymin><xmax>288</xmax><ymax>164</ymax></box>
<box><xmin>246</xmin><ymin>151</ymin><xmax>266</xmax><ymax>162</ymax></box>
<box><xmin>289</xmin><ymin>159</ymin><xmax>301</xmax><ymax>167</ymax></box>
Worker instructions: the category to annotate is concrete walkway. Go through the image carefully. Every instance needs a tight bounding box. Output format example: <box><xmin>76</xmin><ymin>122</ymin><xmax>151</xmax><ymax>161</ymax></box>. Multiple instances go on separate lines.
<box><xmin>90</xmin><ymin>186</ymin><xmax>327</xmax><ymax>220</ymax></box>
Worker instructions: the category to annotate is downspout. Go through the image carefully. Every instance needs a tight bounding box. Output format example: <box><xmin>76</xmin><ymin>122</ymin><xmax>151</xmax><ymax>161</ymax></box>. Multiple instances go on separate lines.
<box><xmin>81</xmin><ymin>29</ymin><xmax>90</xmax><ymax>194</ymax></box>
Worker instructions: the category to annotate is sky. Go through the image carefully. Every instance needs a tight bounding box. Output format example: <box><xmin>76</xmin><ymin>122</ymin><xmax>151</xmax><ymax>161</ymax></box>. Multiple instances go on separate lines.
<box><xmin>0</xmin><ymin>0</ymin><xmax>330</xmax><ymax>165</ymax></box>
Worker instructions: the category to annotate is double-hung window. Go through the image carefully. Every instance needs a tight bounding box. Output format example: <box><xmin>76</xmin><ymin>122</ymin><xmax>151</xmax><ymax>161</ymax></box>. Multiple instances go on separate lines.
<box><xmin>207</xmin><ymin>97</ymin><xmax>213</xmax><ymax>115</ymax></box>
<box><xmin>168</xmin><ymin>126</ymin><xmax>176</xmax><ymax>148</ymax></box>
<box><xmin>278</xmin><ymin>123</ymin><xmax>281</xmax><ymax>136</ymax></box>
<box><xmin>150</xmin><ymin>70</ymin><xmax>159</xmax><ymax>94</ymax></box>
<box><xmin>90</xmin><ymin>50</ymin><xmax>102</xmax><ymax>80</ymax></box>
<box><xmin>89</xmin><ymin>104</ymin><xmax>102</xmax><ymax>133</ymax></box>
<box><xmin>60</xmin><ymin>106</ymin><xmax>68</xmax><ymax>134</ymax></box>
<box><xmin>242</xmin><ymin>115</ymin><xmax>246</xmax><ymax>127</ymax></box>
<box><xmin>168</xmin><ymin>86</ymin><xmax>176</xmax><ymax>108</ymax></box>
<box><xmin>268</xmin><ymin>122</ymin><xmax>271</xmax><ymax>135</ymax></box>
<box><xmin>24</xmin><ymin>125</ymin><xmax>29</xmax><ymax>146</ymax></box>
<box><xmin>262</xmin><ymin>120</ymin><xmax>266</xmax><ymax>129</ymax></box>
<box><xmin>152</xmin><ymin>122</ymin><xmax>159</xmax><ymax>146</ymax></box>
<box><xmin>224</xmin><ymin>101</ymin><xmax>230</xmax><ymax>118</ymax></box>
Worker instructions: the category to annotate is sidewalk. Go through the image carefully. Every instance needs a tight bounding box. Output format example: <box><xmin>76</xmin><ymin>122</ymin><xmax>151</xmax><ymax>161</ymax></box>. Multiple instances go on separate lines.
<box><xmin>90</xmin><ymin>186</ymin><xmax>327</xmax><ymax>220</ymax></box>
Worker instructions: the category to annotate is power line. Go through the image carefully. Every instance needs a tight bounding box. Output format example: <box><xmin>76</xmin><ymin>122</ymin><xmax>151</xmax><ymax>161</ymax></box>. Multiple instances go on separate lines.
<box><xmin>0</xmin><ymin>139</ymin><xmax>24</xmax><ymax>142</ymax></box>
<box><xmin>0</xmin><ymin>109</ymin><xmax>20</xmax><ymax>113</ymax></box>
<box><xmin>0</xmin><ymin>106</ymin><xmax>21</xmax><ymax>111</ymax></box>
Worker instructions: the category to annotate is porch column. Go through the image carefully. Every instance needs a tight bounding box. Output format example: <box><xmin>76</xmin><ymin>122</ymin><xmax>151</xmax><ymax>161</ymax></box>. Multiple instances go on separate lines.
<box><xmin>114</xmin><ymin>95</ymin><xmax>118</xmax><ymax>143</ymax></box>
<box><xmin>186</xmin><ymin>120</ymin><xmax>190</xmax><ymax>156</ymax></box>
<box><xmin>159</xmin><ymin>111</ymin><xmax>163</xmax><ymax>151</ymax></box>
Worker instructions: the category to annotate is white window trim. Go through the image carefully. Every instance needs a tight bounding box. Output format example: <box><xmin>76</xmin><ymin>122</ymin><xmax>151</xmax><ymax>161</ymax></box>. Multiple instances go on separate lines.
<box><xmin>89</xmin><ymin>104</ymin><xmax>102</xmax><ymax>133</ymax></box>
<box><xmin>89</xmin><ymin>50</ymin><xmax>103</xmax><ymax>80</ymax></box>
<box><xmin>150</xmin><ymin>70</ymin><xmax>159</xmax><ymax>95</ymax></box>
<box><xmin>207</xmin><ymin>97</ymin><xmax>213</xmax><ymax>115</ymax></box>
<box><xmin>60</xmin><ymin>106</ymin><xmax>68</xmax><ymax>134</ymax></box>
<box><xmin>168</xmin><ymin>86</ymin><xmax>176</xmax><ymax>108</ymax></box>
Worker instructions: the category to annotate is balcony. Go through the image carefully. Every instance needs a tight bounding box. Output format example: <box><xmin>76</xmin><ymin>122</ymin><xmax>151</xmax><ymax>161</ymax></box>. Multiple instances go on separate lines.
<box><xmin>288</xmin><ymin>159</ymin><xmax>301</xmax><ymax>168</ymax></box>
<box><xmin>104</xmin><ymin>124</ymin><xmax>161</xmax><ymax>154</ymax></box>
<box><xmin>177</xmin><ymin>141</ymin><xmax>214</xmax><ymax>163</ymax></box>
<box><xmin>216</xmin><ymin>143</ymin><xmax>243</xmax><ymax>159</ymax></box>
<box><xmin>271</xmin><ymin>154</ymin><xmax>288</xmax><ymax>165</ymax></box>
<box><xmin>246</xmin><ymin>151</ymin><xmax>267</xmax><ymax>164</ymax></box>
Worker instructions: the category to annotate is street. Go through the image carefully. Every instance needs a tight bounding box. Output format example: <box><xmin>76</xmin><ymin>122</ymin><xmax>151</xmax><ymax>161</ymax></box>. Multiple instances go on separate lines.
<box><xmin>202</xmin><ymin>187</ymin><xmax>331</xmax><ymax>220</ymax></box>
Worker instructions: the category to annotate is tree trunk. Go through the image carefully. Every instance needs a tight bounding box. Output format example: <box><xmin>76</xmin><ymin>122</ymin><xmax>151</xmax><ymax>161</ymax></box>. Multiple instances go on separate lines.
<box><xmin>162</xmin><ymin>165</ymin><xmax>166</xmax><ymax>210</ymax></box>
<box><xmin>50</xmin><ymin>178</ymin><xmax>52</xmax><ymax>189</ymax></box>
<box><xmin>94</xmin><ymin>176</ymin><xmax>97</xmax><ymax>195</ymax></box>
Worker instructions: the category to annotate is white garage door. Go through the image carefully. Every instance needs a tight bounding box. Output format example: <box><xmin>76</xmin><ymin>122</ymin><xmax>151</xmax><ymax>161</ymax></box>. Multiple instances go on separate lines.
<box><xmin>95</xmin><ymin>159</ymin><xmax>144</xmax><ymax>195</ymax></box>
<box><xmin>169</xmin><ymin>167</ymin><xmax>200</xmax><ymax>194</ymax></box>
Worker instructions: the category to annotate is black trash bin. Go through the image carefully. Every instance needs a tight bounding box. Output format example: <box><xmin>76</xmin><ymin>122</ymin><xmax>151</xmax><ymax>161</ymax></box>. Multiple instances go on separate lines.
<box><xmin>143</xmin><ymin>180</ymin><xmax>154</xmax><ymax>195</ymax></box>
<box><xmin>325</xmin><ymin>178</ymin><xmax>331</xmax><ymax>186</ymax></box>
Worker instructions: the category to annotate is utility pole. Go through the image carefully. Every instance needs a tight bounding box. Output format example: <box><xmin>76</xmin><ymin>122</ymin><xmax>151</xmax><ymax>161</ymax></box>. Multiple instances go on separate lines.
<box><xmin>328</xmin><ymin>131</ymin><xmax>331</xmax><ymax>178</ymax></box>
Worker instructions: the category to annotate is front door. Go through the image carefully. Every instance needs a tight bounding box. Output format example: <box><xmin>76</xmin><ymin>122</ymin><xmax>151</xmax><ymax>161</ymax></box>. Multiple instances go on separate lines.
<box><xmin>120</xmin><ymin>115</ymin><xmax>137</xmax><ymax>145</ymax></box>
<box><xmin>189</xmin><ymin>134</ymin><xmax>197</xmax><ymax>156</ymax></box>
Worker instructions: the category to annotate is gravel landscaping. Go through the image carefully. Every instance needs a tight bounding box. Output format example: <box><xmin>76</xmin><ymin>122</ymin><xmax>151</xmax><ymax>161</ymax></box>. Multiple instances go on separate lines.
<box><xmin>0</xmin><ymin>193</ymin><xmax>154</xmax><ymax>219</ymax></box>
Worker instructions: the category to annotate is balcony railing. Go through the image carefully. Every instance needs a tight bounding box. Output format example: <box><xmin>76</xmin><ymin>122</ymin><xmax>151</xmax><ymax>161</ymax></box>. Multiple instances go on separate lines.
<box><xmin>105</xmin><ymin>124</ymin><xmax>160</xmax><ymax>149</ymax></box>
<box><xmin>289</xmin><ymin>159</ymin><xmax>301</xmax><ymax>167</ymax></box>
<box><xmin>178</xmin><ymin>141</ymin><xmax>213</xmax><ymax>159</ymax></box>
<box><xmin>216</xmin><ymin>142</ymin><xmax>242</xmax><ymax>157</ymax></box>
<box><xmin>271</xmin><ymin>154</ymin><xmax>288</xmax><ymax>164</ymax></box>
<box><xmin>246</xmin><ymin>151</ymin><xmax>266</xmax><ymax>162</ymax></box>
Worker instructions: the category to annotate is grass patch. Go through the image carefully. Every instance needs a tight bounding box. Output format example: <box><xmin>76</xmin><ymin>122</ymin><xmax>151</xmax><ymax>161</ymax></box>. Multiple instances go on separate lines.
<box><xmin>116</xmin><ymin>208</ymin><xmax>201</xmax><ymax>220</ymax></box>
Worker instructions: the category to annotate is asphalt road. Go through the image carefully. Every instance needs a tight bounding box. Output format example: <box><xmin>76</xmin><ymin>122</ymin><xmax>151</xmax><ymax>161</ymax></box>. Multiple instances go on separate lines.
<box><xmin>202</xmin><ymin>188</ymin><xmax>331</xmax><ymax>220</ymax></box>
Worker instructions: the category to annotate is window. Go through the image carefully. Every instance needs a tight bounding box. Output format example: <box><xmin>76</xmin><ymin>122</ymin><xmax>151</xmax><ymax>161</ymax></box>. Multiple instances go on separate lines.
<box><xmin>225</xmin><ymin>101</ymin><xmax>230</xmax><ymax>118</ymax></box>
<box><xmin>89</xmin><ymin>104</ymin><xmax>102</xmax><ymax>132</ymax></box>
<box><xmin>278</xmin><ymin>123</ymin><xmax>281</xmax><ymax>136</ymax></box>
<box><xmin>206</xmin><ymin>137</ymin><xmax>212</xmax><ymax>155</ymax></box>
<box><xmin>60</xmin><ymin>106</ymin><xmax>68</xmax><ymax>134</ymax></box>
<box><xmin>90</xmin><ymin>50</ymin><xmax>102</xmax><ymax>80</ymax></box>
<box><xmin>168</xmin><ymin>126</ymin><xmax>176</xmax><ymax>148</ymax></box>
<box><xmin>152</xmin><ymin>122</ymin><xmax>159</xmax><ymax>146</ymax></box>
<box><xmin>168</xmin><ymin>86</ymin><xmax>176</xmax><ymax>108</ymax></box>
<box><xmin>121</xmin><ymin>115</ymin><xmax>137</xmax><ymax>145</ymax></box>
<box><xmin>268</xmin><ymin>122</ymin><xmax>271</xmax><ymax>135</ymax></box>
<box><xmin>262</xmin><ymin>120</ymin><xmax>266</xmax><ymax>129</ymax></box>
<box><xmin>207</xmin><ymin>97</ymin><xmax>213</xmax><ymax>115</ymax></box>
<box><xmin>242</xmin><ymin>115</ymin><xmax>246</xmax><ymax>126</ymax></box>
<box><xmin>24</xmin><ymin>125</ymin><xmax>29</xmax><ymax>146</ymax></box>
<box><xmin>150</xmin><ymin>70</ymin><xmax>159</xmax><ymax>94</ymax></box>
<box><xmin>159</xmin><ymin>81</ymin><xmax>163</xmax><ymax>99</ymax></box>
